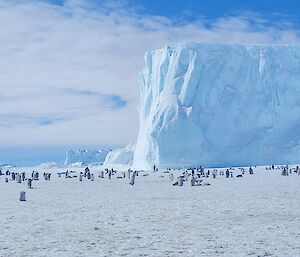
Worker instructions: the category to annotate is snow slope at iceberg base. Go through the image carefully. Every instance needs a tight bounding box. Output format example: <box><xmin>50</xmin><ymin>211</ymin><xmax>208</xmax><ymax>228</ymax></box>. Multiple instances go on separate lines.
<box><xmin>64</xmin><ymin>149</ymin><xmax>111</xmax><ymax>166</ymax></box>
<box><xmin>103</xmin><ymin>144</ymin><xmax>135</xmax><ymax>169</ymax></box>
<box><xmin>133</xmin><ymin>43</ymin><xmax>300</xmax><ymax>169</ymax></box>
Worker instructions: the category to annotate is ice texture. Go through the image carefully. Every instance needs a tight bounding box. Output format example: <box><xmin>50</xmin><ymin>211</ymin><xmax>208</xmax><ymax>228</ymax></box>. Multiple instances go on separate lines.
<box><xmin>64</xmin><ymin>149</ymin><xmax>111</xmax><ymax>166</ymax></box>
<box><xmin>133</xmin><ymin>43</ymin><xmax>300</xmax><ymax>169</ymax></box>
<box><xmin>103</xmin><ymin>144</ymin><xmax>135</xmax><ymax>166</ymax></box>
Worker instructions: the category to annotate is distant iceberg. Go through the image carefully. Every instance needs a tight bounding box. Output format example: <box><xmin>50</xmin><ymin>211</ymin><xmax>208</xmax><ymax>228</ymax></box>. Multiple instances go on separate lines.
<box><xmin>133</xmin><ymin>43</ymin><xmax>300</xmax><ymax>169</ymax></box>
<box><xmin>0</xmin><ymin>163</ymin><xmax>15</xmax><ymax>169</ymax></box>
<box><xmin>64</xmin><ymin>149</ymin><xmax>111</xmax><ymax>166</ymax></box>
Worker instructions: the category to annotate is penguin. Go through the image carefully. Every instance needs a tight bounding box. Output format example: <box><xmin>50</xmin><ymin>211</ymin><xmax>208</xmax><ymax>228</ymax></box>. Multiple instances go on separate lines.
<box><xmin>191</xmin><ymin>176</ymin><xmax>196</xmax><ymax>186</ymax></box>
<box><xmin>19</xmin><ymin>191</ymin><xmax>26</xmax><ymax>201</ymax></box>
<box><xmin>178</xmin><ymin>176</ymin><xmax>184</xmax><ymax>186</ymax></box>
<box><xmin>226</xmin><ymin>169</ymin><xmax>230</xmax><ymax>178</ymax></box>
<box><xmin>28</xmin><ymin>179</ymin><xmax>32</xmax><ymax>189</ymax></box>
<box><xmin>129</xmin><ymin>171</ymin><xmax>136</xmax><ymax>185</ymax></box>
<box><xmin>17</xmin><ymin>174</ymin><xmax>22</xmax><ymax>183</ymax></box>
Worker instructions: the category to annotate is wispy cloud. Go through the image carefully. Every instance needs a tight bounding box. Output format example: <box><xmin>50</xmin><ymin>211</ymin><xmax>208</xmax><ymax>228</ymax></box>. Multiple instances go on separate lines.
<box><xmin>0</xmin><ymin>0</ymin><xmax>300</xmax><ymax>147</ymax></box>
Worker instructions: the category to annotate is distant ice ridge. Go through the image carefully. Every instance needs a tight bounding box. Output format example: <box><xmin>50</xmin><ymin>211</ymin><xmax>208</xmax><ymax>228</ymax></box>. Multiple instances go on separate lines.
<box><xmin>38</xmin><ymin>162</ymin><xmax>60</xmax><ymax>169</ymax></box>
<box><xmin>103</xmin><ymin>143</ymin><xmax>135</xmax><ymax>167</ymax></box>
<box><xmin>0</xmin><ymin>163</ymin><xmax>15</xmax><ymax>169</ymax></box>
<box><xmin>64</xmin><ymin>149</ymin><xmax>111</xmax><ymax>166</ymax></box>
<box><xmin>133</xmin><ymin>43</ymin><xmax>300</xmax><ymax>169</ymax></box>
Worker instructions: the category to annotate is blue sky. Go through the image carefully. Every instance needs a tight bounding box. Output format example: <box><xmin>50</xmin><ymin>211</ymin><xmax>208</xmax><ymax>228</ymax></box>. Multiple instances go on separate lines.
<box><xmin>48</xmin><ymin>0</ymin><xmax>300</xmax><ymax>26</ymax></box>
<box><xmin>134</xmin><ymin>0</ymin><xmax>299</xmax><ymax>23</ymax></box>
<box><xmin>1</xmin><ymin>0</ymin><xmax>300</xmax><ymax>166</ymax></box>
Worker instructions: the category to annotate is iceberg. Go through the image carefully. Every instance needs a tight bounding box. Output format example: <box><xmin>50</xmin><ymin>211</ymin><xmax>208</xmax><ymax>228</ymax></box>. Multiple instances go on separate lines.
<box><xmin>133</xmin><ymin>43</ymin><xmax>300</xmax><ymax>169</ymax></box>
<box><xmin>0</xmin><ymin>163</ymin><xmax>15</xmax><ymax>169</ymax></box>
<box><xmin>64</xmin><ymin>149</ymin><xmax>111</xmax><ymax>166</ymax></box>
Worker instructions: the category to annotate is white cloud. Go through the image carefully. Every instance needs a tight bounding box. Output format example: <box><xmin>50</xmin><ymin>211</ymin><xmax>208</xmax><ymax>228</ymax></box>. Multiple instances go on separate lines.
<box><xmin>0</xmin><ymin>0</ymin><xmax>300</xmax><ymax>147</ymax></box>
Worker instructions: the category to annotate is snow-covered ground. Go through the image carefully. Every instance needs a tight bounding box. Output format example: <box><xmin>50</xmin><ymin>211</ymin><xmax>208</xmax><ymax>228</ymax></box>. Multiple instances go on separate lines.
<box><xmin>0</xmin><ymin>165</ymin><xmax>299</xmax><ymax>257</ymax></box>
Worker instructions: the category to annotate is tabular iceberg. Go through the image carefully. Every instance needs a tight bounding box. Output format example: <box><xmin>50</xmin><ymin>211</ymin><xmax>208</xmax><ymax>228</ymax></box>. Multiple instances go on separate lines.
<box><xmin>133</xmin><ymin>43</ymin><xmax>300</xmax><ymax>169</ymax></box>
<box><xmin>64</xmin><ymin>149</ymin><xmax>111</xmax><ymax>166</ymax></box>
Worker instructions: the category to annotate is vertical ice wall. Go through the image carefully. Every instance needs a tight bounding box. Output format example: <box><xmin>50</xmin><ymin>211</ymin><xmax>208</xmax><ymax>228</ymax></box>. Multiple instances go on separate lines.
<box><xmin>133</xmin><ymin>43</ymin><xmax>300</xmax><ymax>169</ymax></box>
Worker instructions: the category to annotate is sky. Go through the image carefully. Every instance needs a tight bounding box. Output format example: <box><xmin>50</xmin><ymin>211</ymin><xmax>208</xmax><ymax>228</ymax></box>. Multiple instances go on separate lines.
<box><xmin>1</xmin><ymin>0</ymin><xmax>300</xmax><ymax>166</ymax></box>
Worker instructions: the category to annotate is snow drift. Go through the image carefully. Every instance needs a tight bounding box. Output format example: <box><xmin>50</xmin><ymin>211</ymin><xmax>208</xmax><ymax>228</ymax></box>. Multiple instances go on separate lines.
<box><xmin>133</xmin><ymin>43</ymin><xmax>300</xmax><ymax>169</ymax></box>
<box><xmin>64</xmin><ymin>149</ymin><xmax>111</xmax><ymax>166</ymax></box>
<box><xmin>103</xmin><ymin>144</ymin><xmax>135</xmax><ymax>167</ymax></box>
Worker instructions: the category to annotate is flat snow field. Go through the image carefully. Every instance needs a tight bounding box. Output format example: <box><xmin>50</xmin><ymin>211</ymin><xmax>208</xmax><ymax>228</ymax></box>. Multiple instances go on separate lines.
<box><xmin>0</xmin><ymin>166</ymin><xmax>299</xmax><ymax>257</ymax></box>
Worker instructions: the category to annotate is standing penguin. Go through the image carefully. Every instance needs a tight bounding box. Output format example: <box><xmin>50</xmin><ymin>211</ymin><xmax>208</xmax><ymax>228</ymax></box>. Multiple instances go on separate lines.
<box><xmin>249</xmin><ymin>167</ymin><xmax>253</xmax><ymax>175</ymax></box>
<box><xmin>84</xmin><ymin>167</ymin><xmax>90</xmax><ymax>176</ymax></box>
<box><xmin>28</xmin><ymin>179</ymin><xmax>32</xmax><ymax>189</ymax></box>
<box><xmin>226</xmin><ymin>169</ymin><xmax>230</xmax><ymax>178</ymax></box>
<box><xmin>129</xmin><ymin>171</ymin><xmax>136</xmax><ymax>186</ymax></box>
<box><xmin>19</xmin><ymin>191</ymin><xmax>26</xmax><ymax>201</ymax></box>
<box><xmin>191</xmin><ymin>176</ymin><xmax>196</xmax><ymax>186</ymax></box>
<box><xmin>185</xmin><ymin>171</ymin><xmax>189</xmax><ymax>181</ymax></box>
<box><xmin>127</xmin><ymin>169</ymin><xmax>131</xmax><ymax>179</ymax></box>
<box><xmin>22</xmin><ymin>172</ymin><xmax>25</xmax><ymax>181</ymax></box>
<box><xmin>178</xmin><ymin>176</ymin><xmax>184</xmax><ymax>186</ymax></box>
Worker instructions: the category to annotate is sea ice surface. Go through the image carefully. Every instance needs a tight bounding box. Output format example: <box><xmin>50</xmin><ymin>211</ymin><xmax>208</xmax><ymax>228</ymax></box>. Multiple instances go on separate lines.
<box><xmin>0</xmin><ymin>165</ymin><xmax>299</xmax><ymax>257</ymax></box>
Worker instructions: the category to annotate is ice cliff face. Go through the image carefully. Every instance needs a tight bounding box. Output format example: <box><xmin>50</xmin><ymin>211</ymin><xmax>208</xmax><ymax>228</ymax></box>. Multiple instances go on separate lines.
<box><xmin>64</xmin><ymin>149</ymin><xmax>111</xmax><ymax>166</ymax></box>
<box><xmin>133</xmin><ymin>43</ymin><xmax>300</xmax><ymax>169</ymax></box>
